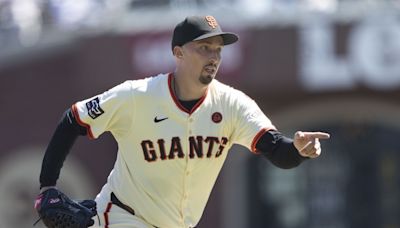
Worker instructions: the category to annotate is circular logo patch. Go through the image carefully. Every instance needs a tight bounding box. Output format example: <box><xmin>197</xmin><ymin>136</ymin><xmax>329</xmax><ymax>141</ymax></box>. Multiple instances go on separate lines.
<box><xmin>212</xmin><ymin>112</ymin><xmax>223</xmax><ymax>123</ymax></box>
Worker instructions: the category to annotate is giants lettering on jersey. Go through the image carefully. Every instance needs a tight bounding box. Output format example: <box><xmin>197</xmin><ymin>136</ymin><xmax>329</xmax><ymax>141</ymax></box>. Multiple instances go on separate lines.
<box><xmin>141</xmin><ymin>136</ymin><xmax>229</xmax><ymax>162</ymax></box>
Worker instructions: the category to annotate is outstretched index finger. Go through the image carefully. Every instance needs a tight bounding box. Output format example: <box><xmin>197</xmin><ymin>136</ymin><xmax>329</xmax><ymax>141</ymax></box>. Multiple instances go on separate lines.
<box><xmin>303</xmin><ymin>132</ymin><xmax>330</xmax><ymax>140</ymax></box>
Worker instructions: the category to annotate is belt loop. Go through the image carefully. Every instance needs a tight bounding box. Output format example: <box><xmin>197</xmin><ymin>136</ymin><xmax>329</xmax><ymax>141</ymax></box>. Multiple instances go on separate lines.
<box><xmin>110</xmin><ymin>193</ymin><xmax>159</xmax><ymax>228</ymax></box>
<box><xmin>110</xmin><ymin>192</ymin><xmax>136</xmax><ymax>216</ymax></box>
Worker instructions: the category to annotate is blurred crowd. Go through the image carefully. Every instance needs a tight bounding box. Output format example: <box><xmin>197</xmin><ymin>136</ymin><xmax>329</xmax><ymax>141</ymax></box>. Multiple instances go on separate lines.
<box><xmin>0</xmin><ymin>0</ymin><xmax>399</xmax><ymax>57</ymax></box>
<box><xmin>0</xmin><ymin>0</ymin><xmax>107</xmax><ymax>50</ymax></box>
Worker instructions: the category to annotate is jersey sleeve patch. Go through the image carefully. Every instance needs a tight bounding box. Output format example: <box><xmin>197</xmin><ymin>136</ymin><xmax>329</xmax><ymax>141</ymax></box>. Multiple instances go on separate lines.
<box><xmin>85</xmin><ymin>97</ymin><xmax>105</xmax><ymax>119</ymax></box>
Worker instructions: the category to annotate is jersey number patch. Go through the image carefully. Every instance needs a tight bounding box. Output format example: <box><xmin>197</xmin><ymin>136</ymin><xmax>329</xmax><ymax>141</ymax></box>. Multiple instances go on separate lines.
<box><xmin>86</xmin><ymin>97</ymin><xmax>105</xmax><ymax>119</ymax></box>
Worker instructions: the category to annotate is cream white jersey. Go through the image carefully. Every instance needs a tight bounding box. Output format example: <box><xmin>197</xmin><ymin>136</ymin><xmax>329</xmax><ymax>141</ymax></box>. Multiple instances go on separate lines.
<box><xmin>72</xmin><ymin>73</ymin><xmax>275</xmax><ymax>228</ymax></box>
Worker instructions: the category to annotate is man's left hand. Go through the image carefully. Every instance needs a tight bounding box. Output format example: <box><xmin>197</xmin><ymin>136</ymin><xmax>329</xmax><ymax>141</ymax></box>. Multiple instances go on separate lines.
<box><xmin>293</xmin><ymin>131</ymin><xmax>330</xmax><ymax>158</ymax></box>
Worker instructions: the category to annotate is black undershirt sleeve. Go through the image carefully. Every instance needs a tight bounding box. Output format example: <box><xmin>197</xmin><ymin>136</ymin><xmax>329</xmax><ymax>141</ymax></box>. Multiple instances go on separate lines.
<box><xmin>255</xmin><ymin>130</ymin><xmax>308</xmax><ymax>169</ymax></box>
<box><xmin>39</xmin><ymin>108</ymin><xmax>87</xmax><ymax>188</ymax></box>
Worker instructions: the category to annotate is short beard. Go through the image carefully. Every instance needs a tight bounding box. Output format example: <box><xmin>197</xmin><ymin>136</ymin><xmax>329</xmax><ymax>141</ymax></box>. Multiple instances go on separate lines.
<box><xmin>199</xmin><ymin>75</ymin><xmax>214</xmax><ymax>85</ymax></box>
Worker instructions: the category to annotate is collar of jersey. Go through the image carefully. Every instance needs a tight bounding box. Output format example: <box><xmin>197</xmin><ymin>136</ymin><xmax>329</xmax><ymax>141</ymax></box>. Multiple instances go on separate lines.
<box><xmin>168</xmin><ymin>73</ymin><xmax>209</xmax><ymax>115</ymax></box>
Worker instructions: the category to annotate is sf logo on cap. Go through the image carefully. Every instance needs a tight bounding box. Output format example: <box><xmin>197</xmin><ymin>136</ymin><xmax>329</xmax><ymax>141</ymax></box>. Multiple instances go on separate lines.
<box><xmin>205</xmin><ymin>16</ymin><xmax>218</xmax><ymax>29</ymax></box>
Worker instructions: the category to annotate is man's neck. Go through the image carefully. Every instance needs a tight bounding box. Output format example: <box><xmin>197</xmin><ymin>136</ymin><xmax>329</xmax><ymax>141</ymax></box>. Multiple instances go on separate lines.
<box><xmin>173</xmin><ymin>71</ymin><xmax>208</xmax><ymax>101</ymax></box>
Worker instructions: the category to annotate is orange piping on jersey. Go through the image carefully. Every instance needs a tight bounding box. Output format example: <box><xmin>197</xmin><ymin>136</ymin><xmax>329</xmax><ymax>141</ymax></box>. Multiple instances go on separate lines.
<box><xmin>190</xmin><ymin>93</ymin><xmax>207</xmax><ymax>114</ymax></box>
<box><xmin>104</xmin><ymin>202</ymin><xmax>113</xmax><ymax>228</ymax></box>
<box><xmin>71</xmin><ymin>104</ymin><xmax>95</xmax><ymax>139</ymax></box>
<box><xmin>251</xmin><ymin>128</ymin><xmax>274</xmax><ymax>154</ymax></box>
<box><xmin>168</xmin><ymin>73</ymin><xmax>208</xmax><ymax>115</ymax></box>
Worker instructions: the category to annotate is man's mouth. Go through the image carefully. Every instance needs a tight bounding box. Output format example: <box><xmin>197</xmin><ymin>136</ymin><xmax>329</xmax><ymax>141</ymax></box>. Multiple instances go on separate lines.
<box><xmin>204</xmin><ymin>66</ymin><xmax>217</xmax><ymax>74</ymax></box>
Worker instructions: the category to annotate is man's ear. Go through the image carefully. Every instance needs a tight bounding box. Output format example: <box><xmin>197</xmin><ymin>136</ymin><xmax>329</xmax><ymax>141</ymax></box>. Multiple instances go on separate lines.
<box><xmin>173</xmin><ymin>46</ymin><xmax>183</xmax><ymax>58</ymax></box>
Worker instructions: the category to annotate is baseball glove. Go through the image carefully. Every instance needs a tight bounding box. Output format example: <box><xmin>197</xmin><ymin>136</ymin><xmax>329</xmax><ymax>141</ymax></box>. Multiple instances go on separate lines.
<box><xmin>34</xmin><ymin>188</ymin><xmax>97</xmax><ymax>228</ymax></box>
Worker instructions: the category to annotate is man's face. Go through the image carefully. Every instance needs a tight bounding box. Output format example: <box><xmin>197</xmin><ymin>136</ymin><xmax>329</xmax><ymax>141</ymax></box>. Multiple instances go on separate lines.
<box><xmin>181</xmin><ymin>36</ymin><xmax>224</xmax><ymax>85</ymax></box>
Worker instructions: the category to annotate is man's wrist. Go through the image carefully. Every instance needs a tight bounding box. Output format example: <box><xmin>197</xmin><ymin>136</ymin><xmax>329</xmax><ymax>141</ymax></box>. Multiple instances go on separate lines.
<box><xmin>40</xmin><ymin>186</ymin><xmax>57</xmax><ymax>193</ymax></box>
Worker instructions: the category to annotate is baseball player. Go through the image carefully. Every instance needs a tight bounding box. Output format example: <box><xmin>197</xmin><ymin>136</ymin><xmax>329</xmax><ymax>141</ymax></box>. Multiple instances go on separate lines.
<box><xmin>35</xmin><ymin>15</ymin><xmax>330</xmax><ymax>228</ymax></box>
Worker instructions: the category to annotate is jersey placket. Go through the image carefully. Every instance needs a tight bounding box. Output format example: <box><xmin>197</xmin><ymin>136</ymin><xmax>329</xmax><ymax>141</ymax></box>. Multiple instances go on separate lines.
<box><xmin>180</xmin><ymin>114</ymin><xmax>195</xmax><ymax>227</ymax></box>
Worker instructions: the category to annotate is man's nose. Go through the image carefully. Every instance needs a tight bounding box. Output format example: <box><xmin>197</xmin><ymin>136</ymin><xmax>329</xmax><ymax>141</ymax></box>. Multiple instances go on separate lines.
<box><xmin>209</xmin><ymin>51</ymin><xmax>220</xmax><ymax>63</ymax></box>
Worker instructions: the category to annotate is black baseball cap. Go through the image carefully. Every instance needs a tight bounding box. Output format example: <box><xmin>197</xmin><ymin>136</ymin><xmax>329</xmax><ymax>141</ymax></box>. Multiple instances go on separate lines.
<box><xmin>171</xmin><ymin>15</ymin><xmax>239</xmax><ymax>50</ymax></box>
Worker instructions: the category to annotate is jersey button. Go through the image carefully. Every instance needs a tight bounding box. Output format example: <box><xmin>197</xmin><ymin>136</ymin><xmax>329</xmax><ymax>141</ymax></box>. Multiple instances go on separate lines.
<box><xmin>189</xmin><ymin>118</ymin><xmax>193</xmax><ymax>122</ymax></box>
<box><xmin>186</xmin><ymin>171</ymin><xmax>190</xmax><ymax>176</ymax></box>
<box><xmin>189</xmin><ymin>130</ymin><xmax>192</xmax><ymax>134</ymax></box>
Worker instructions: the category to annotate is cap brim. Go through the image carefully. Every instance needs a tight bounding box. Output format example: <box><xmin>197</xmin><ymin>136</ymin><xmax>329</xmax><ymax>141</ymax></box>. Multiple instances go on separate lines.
<box><xmin>193</xmin><ymin>32</ymin><xmax>239</xmax><ymax>45</ymax></box>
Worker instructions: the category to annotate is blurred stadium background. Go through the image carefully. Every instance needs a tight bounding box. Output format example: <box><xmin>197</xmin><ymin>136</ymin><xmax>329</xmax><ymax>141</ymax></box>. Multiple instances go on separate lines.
<box><xmin>1</xmin><ymin>0</ymin><xmax>400</xmax><ymax>227</ymax></box>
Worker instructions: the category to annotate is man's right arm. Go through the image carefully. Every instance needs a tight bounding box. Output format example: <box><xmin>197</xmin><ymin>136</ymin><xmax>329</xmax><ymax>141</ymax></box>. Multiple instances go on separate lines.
<box><xmin>39</xmin><ymin>108</ymin><xmax>87</xmax><ymax>189</ymax></box>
